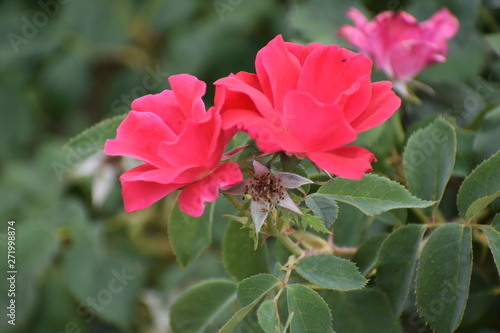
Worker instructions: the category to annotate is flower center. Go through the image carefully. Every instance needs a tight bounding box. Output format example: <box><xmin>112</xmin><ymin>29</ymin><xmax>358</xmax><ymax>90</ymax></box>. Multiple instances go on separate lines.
<box><xmin>246</xmin><ymin>172</ymin><xmax>285</xmax><ymax>204</ymax></box>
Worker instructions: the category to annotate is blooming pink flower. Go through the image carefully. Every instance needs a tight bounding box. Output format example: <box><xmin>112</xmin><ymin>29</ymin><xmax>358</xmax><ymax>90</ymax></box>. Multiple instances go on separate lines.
<box><xmin>105</xmin><ymin>74</ymin><xmax>242</xmax><ymax>216</ymax></box>
<box><xmin>214</xmin><ymin>35</ymin><xmax>401</xmax><ymax>179</ymax></box>
<box><xmin>338</xmin><ymin>8</ymin><xmax>459</xmax><ymax>83</ymax></box>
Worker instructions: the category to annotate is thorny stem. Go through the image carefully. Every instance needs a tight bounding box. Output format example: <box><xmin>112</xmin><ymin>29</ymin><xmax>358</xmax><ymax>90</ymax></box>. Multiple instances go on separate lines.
<box><xmin>275</xmin><ymin>232</ymin><xmax>304</xmax><ymax>257</ymax></box>
<box><xmin>223</xmin><ymin>193</ymin><xmax>243</xmax><ymax>210</ymax></box>
<box><xmin>291</xmin><ymin>230</ymin><xmax>332</xmax><ymax>253</ymax></box>
<box><xmin>273</xmin><ymin>253</ymin><xmax>301</xmax><ymax>326</ymax></box>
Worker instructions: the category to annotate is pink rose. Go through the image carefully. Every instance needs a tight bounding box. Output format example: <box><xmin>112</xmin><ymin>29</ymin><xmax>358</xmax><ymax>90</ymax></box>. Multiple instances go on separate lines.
<box><xmin>338</xmin><ymin>8</ymin><xmax>459</xmax><ymax>83</ymax></box>
<box><xmin>105</xmin><ymin>74</ymin><xmax>242</xmax><ymax>216</ymax></box>
<box><xmin>214</xmin><ymin>35</ymin><xmax>400</xmax><ymax>179</ymax></box>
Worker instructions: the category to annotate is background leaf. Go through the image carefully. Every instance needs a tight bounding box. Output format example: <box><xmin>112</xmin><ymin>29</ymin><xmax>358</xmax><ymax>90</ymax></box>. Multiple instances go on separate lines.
<box><xmin>415</xmin><ymin>224</ymin><xmax>473</xmax><ymax>333</ymax></box>
<box><xmin>457</xmin><ymin>151</ymin><xmax>500</xmax><ymax>220</ymax></box>
<box><xmin>168</xmin><ymin>203</ymin><xmax>213</xmax><ymax>268</ymax></box>
<box><xmin>63</xmin><ymin>114</ymin><xmax>127</xmax><ymax>161</ymax></box>
<box><xmin>453</xmin><ymin>129</ymin><xmax>475</xmax><ymax>178</ymax></box>
<box><xmin>352</xmin><ymin>233</ymin><xmax>388</xmax><ymax>277</ymax></box>
<box><xmin>170</xmin><ymin>280</ymin><xmax>237</xmax><ymax>333</ymax></box>
<box><xmin>295</xmin><ymin>254</ymin><xmax>367</xmax><ymax>291</ymax></box>
<box><xmin>62</xmin><ymin>218</ymin><xmax>144</xmax><ymax>330</ymax></box>
<box><xmin>330</xmin><ymin>202</ymin><xmax>370</xmax><ymax>247</ymax></box>
<box><xmin>0</xmin><ymin>221</ymin><xmax>60</xmax><ymax>332</ymax></box>
<box><xmin>481</xmin><ymin>214</ymin><xmax>500</xmax><ymax>275</ymax></box>
<box><xmin>222</xmin><ymin>221</ymin><xmax>269</xmax><ymax>281</ymax></box>
<box><xmin>317</xmin><ymin>174</ymin><xmax>434</xmax><ymax>215</ymax></box>
<box><xmin>323</xmin><ymin>289</ymin><xmax>402</xmax><ymax>333</ymax></box>
<box><xmin>403</xmin><ymin>118</ymin><xmax>456</xmax><ymax>214</ymax></box>
<box><xmin>472</xmin><ymin>105</ymin><xmax>500</xmax><ymax>165</ymax></box>
<box><xmin>376</xmin><ymin>224</ymin><xmax>425</xmax><ymax>315</ymax></box>
<box><xmin>288</xmin><ymin>0</ymin><xmax>364</xmax><ymax>44</ymax></box>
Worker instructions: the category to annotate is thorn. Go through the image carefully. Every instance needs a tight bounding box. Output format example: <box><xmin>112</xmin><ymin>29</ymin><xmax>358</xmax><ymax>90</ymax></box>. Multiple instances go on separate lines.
<box><xmin>327</xmin><ymin>233</ymin><xmax>334</xmax><ymax>248</ymax></box>
<box><xmin>261</xmin><ymin>234</ymin><xmax>271</xmax><ymax>245</ymax></box>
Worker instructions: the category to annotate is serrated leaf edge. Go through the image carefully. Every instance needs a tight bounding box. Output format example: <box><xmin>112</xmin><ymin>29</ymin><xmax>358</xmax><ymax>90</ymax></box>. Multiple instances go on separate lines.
<box><xmin>457</xmin><ymin>150</ymin><xmax>500</xmax><ymax>220</ymax></box>
<box><xmin>63</xmin><ymin>113</ymin><xmax>127</xmax><ymax>150</ymax></box>
<box><xmin>318</xmin><ymin>174</ymin><xmax>435</xmax><ymax>216</ymax></box>
<box><xmin>295</xmin><ymin>254</ymin><xmax>368</xmax><ymax>291</ymax></box>
<box><xmin>402</xmin><ymin>117</ymin><xmax>457</xmax><ymax>205</ymax></box>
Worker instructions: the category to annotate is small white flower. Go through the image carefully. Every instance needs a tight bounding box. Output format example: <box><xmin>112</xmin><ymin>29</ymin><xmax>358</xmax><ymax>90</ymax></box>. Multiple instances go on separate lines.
<box><xmin>72</xmin><ymin>151</ymin><xmax>139</xmax><ymax>208</ymax></box>
<box><xmin>227</xmin><ymin>161</ymin><xmax>312</xmax><ymax>233</ymax></box>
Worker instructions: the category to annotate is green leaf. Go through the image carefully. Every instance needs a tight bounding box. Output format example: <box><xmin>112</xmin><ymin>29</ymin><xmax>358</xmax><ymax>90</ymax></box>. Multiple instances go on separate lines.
<box><xmin>375</xmin><ymin>209</ymin><xmax>407</xmax><ymax>227</ymax></box>
<box><xmin>323</xmin><ymin>289</ymin><xmax>403</xmax><ymax>333</ymax></box>
<box><xmin>330</xmin><ymin>202</ymin><xmax>369</xmax><ymax>247</ymax></box>
<box><xmin>473</xmin><ymin>105</ymin><xmax>500</xmax><ymax>165</ymax></box>
<box><xmin>170</xmin><ymin>280</ymin><xmax>237</xmax><ymax>333</ymax></box>
<box><xmin>286</xmin><ymin>284</ymin><xmax>334</xmax><ymax>333</ymax></box>
<box><xmin>0</xmin><ymin>221</ymin><xmax>60</xmax><ymax>329</ymax></box>
<box><xmin>317</xmin><ymin>174</ymin><xmax>434</xmax><ymax>216</ymax></box>
<box><xmin>288</xmin><ymin>0</ymin><xmax>364</xmax><ymax>44</ymax></box>
<box><xmin>63</xmin><ymin>218</ymin><xmax>144</xmax><ymax>330</ymax></box>
<box><xmin>237</xmin><ymin>274</ymin><xmax>280</xmax><ymax>307</ymax></box>
<box><xmin>63</xmin><ymin>113</ymin><xmax>126</xmax><ymax>161</ymax></box>
<box><xmin>481</xmin><ymin>214</ymin><xmax>500</xmax><ymax>275</ymax></box>
<box><xmin>352</xmin><ymin>233</ymin><xmax>389</xmax><ymax>277</ymax></box>
<box><xmin>353</xmin><ymin>121</ymin><xmax>388</xmax><ymax>149</ymax></box>
<box><xmin>487</xmin><ymin>33</ymin><xmax>500</xmax><ymax>54</ymax></box>
<box><xmin>493</xmin><ymin>213</ymin><xmax>500</xmax><ymax>231</ymax></box>
<box><xmin>31</xmin><ymin>267</ymin><xmax>93</xmax><ymax>333</ymax></box>
<box><xmin>376</xmin><ymin>225</ymin><xmax>426</xmax><ymax>315</ymax></box>
<box><xmin>301</xmin><ymin>212</ymin><xmax>331</xmax><ymax>234</ymax></box>
<box><xmin>258</xmin><ymin>300</ymin><xmax>281</xmax><ymax>333</ymax></box>
<box><xmin>418</xmin><ymin>34</ymin><xmax>486</xmax><ymax>84</ymax></box>
<box><xmin>295</xmin><ymin>254</ymin><xmax>367</xmax><ymax>291</ymax></box>
<box><xmin>222</xmin><ymin>221</ymin><xmax>269</xmax><ymax>281</ymax></box>
<box><xmin>457</xmin><ymin>151</ymin><xmax>500</xmax><ymax>220</ymax></box>
<box><xmin>415</xmin><ymin>224</ymin><xmax>472</xmax><ymax>333</ymax></box>
<box><xmin>403</xmin><ymin>118</ymin><xmax>456</xmax><ymax>212</ymax></box>
<box><xmin>453</xmin><ymin>129</ymin><xmax>475</xmax><ymax>178</ymax></box>
<box><xmin>461</xmin><ymin>269</ymin><xmax>497</xmax><ymax>326</ymax></box>
<box><xmin>305</xmin><ymin>194</ymin><xmax>339</xmax><ymax>228</ymax></box>
<box><xmin>219</xmin><ymin>274</ymin><xmax>280</xmax><ymax>332</ymax></box>
<box><xmin>168</xmin><ymin>203</ymin><xmax>213</xmax><ymax>268</ymax></box>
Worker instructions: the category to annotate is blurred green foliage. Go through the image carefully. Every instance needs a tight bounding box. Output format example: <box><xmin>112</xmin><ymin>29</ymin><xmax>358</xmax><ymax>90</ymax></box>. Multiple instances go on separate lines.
<box><xmin>0</xmin><ymin>0</ymin><xmax>500</xmax><ymax>332</ymax></box>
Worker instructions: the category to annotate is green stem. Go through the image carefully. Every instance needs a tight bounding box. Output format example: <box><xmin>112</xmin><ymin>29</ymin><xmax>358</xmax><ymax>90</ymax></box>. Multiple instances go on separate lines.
<box><xmin>223</xmin><ymin>193</ymin><xmax>243</xmax><ymax>210</ymax></box>
<box><xmin>432</xmin><ymin>208</ymin><xmax>446</xmax><ymax>223</ymax></box>
<box><xmin>391</xmin><ymin>109</ymin><xmax>406</xmax><ymax>146</ymax></box>
<box><xmin>412</xmin><ymin>208</ymin><xmax>431</xmax><ymax>224</ymax></box>
<box><xmin>292</xmin><ymin>230</ymin><xmax>331</xmax><ymax>252</ymax></box>
<box><xmin>275</xmin><ymin>232</ymin><xmax>304</xmax><ymax>257</ymax></box>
